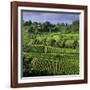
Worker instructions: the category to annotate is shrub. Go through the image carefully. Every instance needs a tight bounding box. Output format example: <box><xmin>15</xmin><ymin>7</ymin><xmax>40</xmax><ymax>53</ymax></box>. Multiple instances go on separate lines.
<box><xmin>65</xmin><ymin>40</ymin><xmax>74</xmax><ymax>48</ymax></box>
<box><xmin>27</xmin><ymin>45</ymin><xmax>44</xmax><ymax>53</ymax></box>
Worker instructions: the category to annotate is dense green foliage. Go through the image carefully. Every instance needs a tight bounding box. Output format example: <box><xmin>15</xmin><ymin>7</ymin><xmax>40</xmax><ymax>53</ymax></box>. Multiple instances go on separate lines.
<box><xmin>22</xmin><ymin>20</ymin><xmax>79</xmax><ymax>77</ymax></box>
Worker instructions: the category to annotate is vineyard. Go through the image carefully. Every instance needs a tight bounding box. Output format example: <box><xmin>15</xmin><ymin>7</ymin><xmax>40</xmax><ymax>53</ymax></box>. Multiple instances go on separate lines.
<box><xmin>22</xmin><ymin>20</ymin><xmax>80</xmax><ymax>77</ymax></box>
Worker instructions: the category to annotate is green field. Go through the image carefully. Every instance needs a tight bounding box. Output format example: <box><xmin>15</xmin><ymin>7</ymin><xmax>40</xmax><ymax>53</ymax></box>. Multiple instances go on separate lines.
<box><xmin>22</xmin><ymin>20</ymin><xmax>79</xmax><ymax>77</ymax></box>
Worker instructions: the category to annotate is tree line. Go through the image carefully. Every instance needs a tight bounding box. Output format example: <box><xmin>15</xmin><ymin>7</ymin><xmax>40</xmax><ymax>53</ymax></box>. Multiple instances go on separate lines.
<box><xmin>23</xmin><ymin>20</ymin><xmax>79</xmax><ymax>34</ymax></box>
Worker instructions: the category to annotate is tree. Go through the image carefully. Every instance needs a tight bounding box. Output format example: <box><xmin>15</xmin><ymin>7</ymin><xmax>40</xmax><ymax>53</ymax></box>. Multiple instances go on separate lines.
<box><xmin>43</xmin><ymin>38</ymin><xmax>48</xmax><ymax>53</ymax></box>
<box><xmin>31</xmin><ymin>22</ymin><xmax>38</xmax><ymax>34</ymax></box>
<box><xmin>24</xmin><ymin>20</ymin><xmax>32</xmax><ymax>26</ymax></box>
<box><xmin>73</xmin><ymin>40</ymin><xmax>79</xmax><ymax>48</ymax></box>
<box><xmin>71</xmin><ymin>20</ymin><xmax>79</xmax><ymax>33</ymax></box>
<box><xmin>42</xmin><ymin>21</ymin><xmax>52</xmax><ymax>32</ymax></box>
<box><xmin>28</xmin><ymin>20</ymin><xmax>32</xmax><ymax>25</ymax></box>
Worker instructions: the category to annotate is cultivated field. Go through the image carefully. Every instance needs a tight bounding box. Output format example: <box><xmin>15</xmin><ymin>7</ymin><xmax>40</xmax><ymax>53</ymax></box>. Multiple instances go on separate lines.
<box><xmin>22</xmin><ymin>20</ymin><xmax>79</xmax><ymax>77</ymax></box>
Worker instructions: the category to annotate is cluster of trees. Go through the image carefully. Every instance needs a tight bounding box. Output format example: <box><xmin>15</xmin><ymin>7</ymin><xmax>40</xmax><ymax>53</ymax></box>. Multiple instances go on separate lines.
<box><xmin>24</xmin><ymin>20</ymin><xmax>79</xmax><ymax>34</ymax></box>
<box><xmin>23</xmin><ymin>20</ymin><xmax>79</xmax><ymax>51</ymax></box>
